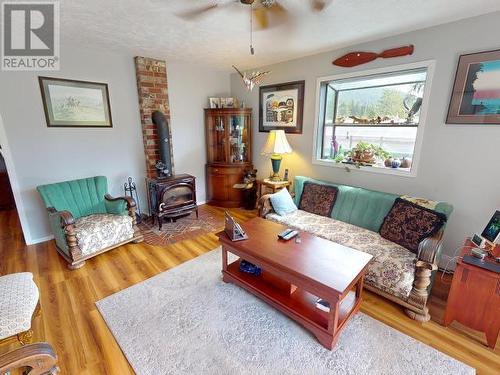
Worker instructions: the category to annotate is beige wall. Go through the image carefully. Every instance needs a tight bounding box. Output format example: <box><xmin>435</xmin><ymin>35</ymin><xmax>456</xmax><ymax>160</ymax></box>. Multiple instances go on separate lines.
<box><xmin>167</xmin><ymin>62</ymin><xmax>231</xmax><ymax>203</ymax></box>
<box><xmin>231</xmin><ymin>12</ymin><xmax>500</xmax><ymax>268</ymax></box>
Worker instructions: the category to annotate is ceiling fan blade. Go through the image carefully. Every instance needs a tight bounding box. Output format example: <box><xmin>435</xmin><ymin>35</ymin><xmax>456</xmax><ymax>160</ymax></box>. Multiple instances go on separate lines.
<box><xmin>254</xmin><ymin>1</ymin><xmax>288</xmax><ymax>30</ymax></box>
<box><xmin>176</xmin><ymin>4</ymin><xmax>218</xmax><ymax>20</ymax></box>
<box><xmin>176</xmin><ymin>1</ymin><xmax>237</xmax><ymax>20</ymax></box>
<box><xmin>253</xmin><ymin>7</ymin><xmax>268</xmax><ymax>29</ymax></box>
<box><xmin>311</xmin><ymin>0</ymin><xmax>333</xmax><ymax>11</ymax></box>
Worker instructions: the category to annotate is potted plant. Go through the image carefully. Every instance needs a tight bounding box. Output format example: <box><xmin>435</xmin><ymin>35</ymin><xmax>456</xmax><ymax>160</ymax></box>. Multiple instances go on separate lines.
<box><xmin>348</xmin><ymin>142</ymin><xmax>389</xmax><ymax>165</ymax></box>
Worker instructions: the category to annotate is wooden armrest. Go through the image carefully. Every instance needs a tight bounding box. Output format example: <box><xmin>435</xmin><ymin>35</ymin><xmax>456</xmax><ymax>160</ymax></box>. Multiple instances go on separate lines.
<box><xmin>417</xmin><ymin>229</ymin><xmax>444</xmax><ymax>265</ymax></box>
<box><xmin>0</xmin><ymin>342</ymin><xmax>59</xmax><ymax>375</ymax></box>
<box><xmin>104</xmin><ymin>194</ymin><xmax>136</xmax><ymax>208</ymax></box>
<box><xmin>257</xmin><ymin>194</ymin><xmax>274</xmax><ymax>218</ymax></box>
<box><xmin>47</xmin><ymin>207</ymin><xmax>75</xmax><ymax>227</ymax></box>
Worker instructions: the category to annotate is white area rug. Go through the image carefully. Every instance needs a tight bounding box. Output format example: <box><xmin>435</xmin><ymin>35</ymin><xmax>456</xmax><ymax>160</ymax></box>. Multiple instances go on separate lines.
<box><xmin>96</xmin><ymin>247</ymin><xmax>474</xmax><ymax>375</ymax></box>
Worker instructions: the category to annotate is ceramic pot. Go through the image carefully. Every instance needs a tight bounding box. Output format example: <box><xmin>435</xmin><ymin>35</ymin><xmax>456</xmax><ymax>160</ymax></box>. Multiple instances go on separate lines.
<box><xmin>391</xmin><ymin>159</ymin><xmax>402</xmax><ymax>168</ymax></box>
<box><xmin>384</xmin><ymin>157</ymin><xmax>394</xmax><ymax>167</ymax></box>
<box><xmin>401</xmin><ymin>157</ymin><xmax>412</xmax><ymax>168</ymax></box>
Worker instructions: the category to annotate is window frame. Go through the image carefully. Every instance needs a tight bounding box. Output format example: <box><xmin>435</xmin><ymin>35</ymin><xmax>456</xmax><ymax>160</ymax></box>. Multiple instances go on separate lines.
<box><xmin>312</xmin><ymin>60</ymin><xmax>436</xmax><ymax>178</ymax></box>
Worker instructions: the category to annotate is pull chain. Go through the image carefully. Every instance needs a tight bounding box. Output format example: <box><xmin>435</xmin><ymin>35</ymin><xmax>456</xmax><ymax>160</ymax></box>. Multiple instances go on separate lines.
<box><xmin>250</xmin><ymin>3</ymin><xmax>254</xmax><ymax>55</ymax></box>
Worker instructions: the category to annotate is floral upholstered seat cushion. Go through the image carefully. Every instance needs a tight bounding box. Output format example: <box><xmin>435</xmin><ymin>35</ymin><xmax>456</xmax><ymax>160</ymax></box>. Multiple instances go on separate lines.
<box><xmin>74</xmin><ymin>214</ymin><xmax>134</xmax><ymax>256</ymax></box>
<box><xmin>0</xmin><ymin>272</ymin><xmax>39</xmax><ymax>340</ymax></box>
<box><xmin>266</xmin><ymin>210</ymin><xmax>416</xmax><ymax>300</ymax></box>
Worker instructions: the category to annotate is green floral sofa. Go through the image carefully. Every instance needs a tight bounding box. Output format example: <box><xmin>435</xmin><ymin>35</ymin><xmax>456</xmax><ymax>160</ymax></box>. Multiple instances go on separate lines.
<box><xmin>258</xmin><ymin>176</ymin><xmax>453</xmax><ymax>322</ymax></box>
<box><xmin>37</xmin><ymin>176</ymin><xmax>143</xmax><ymax>269</ymax></box>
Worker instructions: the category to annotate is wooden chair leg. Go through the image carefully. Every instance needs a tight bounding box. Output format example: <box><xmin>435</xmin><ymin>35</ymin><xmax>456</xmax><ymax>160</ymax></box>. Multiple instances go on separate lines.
<box><xmin>68</xmin><ymin>261</ymin><xmax>85</xmax><ymax>270</ymax></box>
<box><xmin>34</xmin><ymin>302</ymin><xmax>41</xmax><ymax>318</ymax></box>
<box><xmin>17</xmin><ymin>330</ymin><xmax>33</xmax><ymax>346</ymax></box>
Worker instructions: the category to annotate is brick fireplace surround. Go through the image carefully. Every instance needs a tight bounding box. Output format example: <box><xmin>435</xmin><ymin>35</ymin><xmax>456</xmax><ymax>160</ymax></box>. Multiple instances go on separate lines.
<box><xmin>134</xmin><ymin>56</ymin><xmax>174</xmax><ymax>178</ymax></box>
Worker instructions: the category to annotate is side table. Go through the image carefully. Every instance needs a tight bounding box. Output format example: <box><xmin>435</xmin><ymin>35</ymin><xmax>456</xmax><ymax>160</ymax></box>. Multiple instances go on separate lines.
<box><xmin>257</xmin><ymin>179</ymin><xmax>291</xmax><ymax>198</ymax></box>
<box><xmin>443</xmin><ymin>238</ymin><xmax>499</xmax><ymax>349</ymax></box>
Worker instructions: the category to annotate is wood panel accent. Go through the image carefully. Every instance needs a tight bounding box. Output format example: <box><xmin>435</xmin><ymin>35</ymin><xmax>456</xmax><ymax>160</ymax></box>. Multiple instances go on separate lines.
<box><xmin>0</xmin><ymin>208</ymin><xmax>499</xmax><ymax>374</ymax></box>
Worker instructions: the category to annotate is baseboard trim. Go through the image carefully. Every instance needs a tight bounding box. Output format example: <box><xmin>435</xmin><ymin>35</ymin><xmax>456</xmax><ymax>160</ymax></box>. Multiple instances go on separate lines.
<box><xmin>27</xmin><ymin>234</ymin><xmax>54</xmax><ymax>245</ymax></box>
<box><xmin>438</xmin><ymin>254</ymin><xmax>457</xmax><ymax>273</ymax></box>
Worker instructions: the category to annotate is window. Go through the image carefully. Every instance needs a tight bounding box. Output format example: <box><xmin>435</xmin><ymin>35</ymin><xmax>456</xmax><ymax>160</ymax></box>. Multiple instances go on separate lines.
<box><xmin>314</xmin><ymin>63</ymin><xmax>433</xmax><ymax>175</ymax></box>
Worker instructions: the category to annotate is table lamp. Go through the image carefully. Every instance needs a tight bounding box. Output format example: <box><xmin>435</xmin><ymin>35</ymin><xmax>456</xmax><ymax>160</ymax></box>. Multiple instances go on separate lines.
<box><xmin>261</xmin><ymin>129</ymin><xmax>292</xmax><ymax>181</ymax></box>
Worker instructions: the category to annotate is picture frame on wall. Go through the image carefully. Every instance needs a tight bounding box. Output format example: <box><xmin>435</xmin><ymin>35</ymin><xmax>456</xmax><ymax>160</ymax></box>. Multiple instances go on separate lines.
<box><xmin>259</xmin><ymin>80</ymin><xmax>305</xmax><ymax>133</ymax></box>
<box><xmin>39</xmin><ymin>76</ymin><xmax>112</xmax><ymax>128</ymax></box>
<box><xmin>446</xmin><ymin>49</ymin><xmax>500</xmax><ymax>125</ymax></box>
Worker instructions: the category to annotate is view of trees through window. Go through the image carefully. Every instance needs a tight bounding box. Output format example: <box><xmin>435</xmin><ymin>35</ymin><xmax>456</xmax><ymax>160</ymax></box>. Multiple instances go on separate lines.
<box><xmin>319</xmin><ymin>68</ymin><xmax>428</xmax><ymax>170</ymax></box>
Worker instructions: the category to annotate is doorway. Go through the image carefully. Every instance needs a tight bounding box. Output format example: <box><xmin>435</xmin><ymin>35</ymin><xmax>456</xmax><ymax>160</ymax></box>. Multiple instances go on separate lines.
<box><xmin>0</xmin><ymin>151</ymin><xmax>16</xmax><ymax>211</ymax></box>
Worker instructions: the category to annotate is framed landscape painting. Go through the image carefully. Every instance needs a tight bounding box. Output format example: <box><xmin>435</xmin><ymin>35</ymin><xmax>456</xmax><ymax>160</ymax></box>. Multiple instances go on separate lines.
<box><xmin>447</xmin><ymin>49</ymin><xmax>500</xmax><ymax>125</ymax></box>
<box><xmin>259</xmin><ymin>80</ymin><xmax>304</xmax><ymax>133</ymax></box>
<box><xmin>39</xmin><ymin>77</ymin><xmax>113</xmax><ymax>128</ymax></box>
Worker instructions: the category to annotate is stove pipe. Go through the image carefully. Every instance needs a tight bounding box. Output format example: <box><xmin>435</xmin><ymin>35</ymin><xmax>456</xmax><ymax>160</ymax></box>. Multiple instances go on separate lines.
<box><xmin>152</xmin><ymin>110</ymin><xmax>173</xmax><ymax>177</ymax></box>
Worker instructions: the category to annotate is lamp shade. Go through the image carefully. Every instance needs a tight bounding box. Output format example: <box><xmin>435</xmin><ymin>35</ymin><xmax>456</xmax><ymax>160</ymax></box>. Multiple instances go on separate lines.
<box><xmin>260</xmin><ymin>130</ymin><xmax>293</xmax><ymax>155</ymax></box>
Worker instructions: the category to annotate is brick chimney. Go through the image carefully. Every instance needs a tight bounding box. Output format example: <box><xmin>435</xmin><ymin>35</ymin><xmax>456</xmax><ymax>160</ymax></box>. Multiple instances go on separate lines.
<box><xmin>134</xmin><ymin>56</ymin><xmax>173</xmax><ymax>178</ymax></box>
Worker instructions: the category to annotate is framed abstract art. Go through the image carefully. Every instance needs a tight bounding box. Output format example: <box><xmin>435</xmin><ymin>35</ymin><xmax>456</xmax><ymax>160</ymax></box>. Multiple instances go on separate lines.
<box><xmin>259</xmin><ymin>80</ymin><xmax>304</xmax><ymax>133</ymax></box>
<box><xmin>446</xmin><ymin>49</ymin><xmax>500</xmax><ymax>125</ymax></box>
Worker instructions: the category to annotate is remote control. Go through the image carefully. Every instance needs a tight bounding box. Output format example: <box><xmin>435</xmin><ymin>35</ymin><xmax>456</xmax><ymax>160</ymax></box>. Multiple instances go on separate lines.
<box><xmin>278</xmin><ymin>228</ymin><xmax>294</xmax><ymax>239</ymax></box>
<box><xmin>281</xmin><ymin>230</ymin><xmax>299</xmax><ymax>241</ymax></box>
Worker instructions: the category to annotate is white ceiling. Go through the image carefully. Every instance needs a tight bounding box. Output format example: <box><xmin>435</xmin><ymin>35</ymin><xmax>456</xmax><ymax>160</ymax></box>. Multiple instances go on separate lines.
<box><xmin>62</xmin><ymin>0</ymin><xmax>500</xmax><ymax>71</ymax></box>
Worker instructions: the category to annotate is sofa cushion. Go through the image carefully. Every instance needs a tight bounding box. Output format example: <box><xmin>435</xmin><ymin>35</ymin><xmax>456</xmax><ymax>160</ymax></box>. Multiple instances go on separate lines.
<box><xmin>267</xmin><ymin>210</ymin><xmax>416</xmax><ymax>299</ymax></box>
<box><xmin>74</xmin><ymin>214</ymin><xmax>134</xmax><ymax>256</ymax></box>
<box><xmin>298</xmin><ymin>182</ymin><xmax>338</xmax><ymax>217</ymax></box>
<box><xmin>269</xmin><ymin>187</ymin><xmax>297</xmax><ymax>216</ymax></box>
<box><xmin>380</xmin><ymin>198</ymin><xmax>447</xmax><ymax>254</ymax></box>
<box><xmin>0</xmin><ymin>272</ymin><xmax>39</xmax><ymax>340</ymax></box>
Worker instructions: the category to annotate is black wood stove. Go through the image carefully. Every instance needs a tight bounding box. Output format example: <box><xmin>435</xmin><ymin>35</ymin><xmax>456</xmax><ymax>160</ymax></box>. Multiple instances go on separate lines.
<box><xmin>146</xmin><ymin>174</ymin><xmax>198</xmax><ymax>230</ymax></box>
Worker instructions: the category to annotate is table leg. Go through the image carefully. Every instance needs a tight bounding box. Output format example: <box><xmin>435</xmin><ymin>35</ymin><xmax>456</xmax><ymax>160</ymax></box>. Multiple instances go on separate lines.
<box><xmin>485</xmin><ymin>328</ymin><xmax>499</xmax><ymax>349</ymax></box>
<box><xmin>356</xmin><ymin>276</ymin><xmax>364</xmax><ymax>299</ymax></box>
<box><xmin>221</xmin><ymin>246</ymin><xmax>229</xmax><ymax>284</ymax></box>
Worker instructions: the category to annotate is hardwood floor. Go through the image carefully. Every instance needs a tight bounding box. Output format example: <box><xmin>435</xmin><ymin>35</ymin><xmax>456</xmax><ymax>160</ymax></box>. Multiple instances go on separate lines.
<box><xmin>1</xmin><ymin>206</ymin><xmax>499</xmax><ymax>374</ymax></box>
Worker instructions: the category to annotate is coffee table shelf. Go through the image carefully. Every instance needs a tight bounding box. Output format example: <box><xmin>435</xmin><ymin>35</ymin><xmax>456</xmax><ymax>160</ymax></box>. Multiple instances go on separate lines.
<box><xmin>225</xmin><ymin>258</ymin><xmax>360</xmax><ymax>345</ymax></box>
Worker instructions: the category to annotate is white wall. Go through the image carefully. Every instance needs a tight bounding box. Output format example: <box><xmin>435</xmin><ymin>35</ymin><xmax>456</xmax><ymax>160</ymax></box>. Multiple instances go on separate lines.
<box><xmin>0</xmin><ymin>46</ymin><xmax>229</xmax><ymax>244</ymax></box>
<box><xmin>231</xmin><ymin>12</ymin><xmax>500</xmax><ymax>268</ymax></box>
<box><xmin>167</xmin><ymin>63</ymin><xmax>230</xmax><ymax>203</ymax></box>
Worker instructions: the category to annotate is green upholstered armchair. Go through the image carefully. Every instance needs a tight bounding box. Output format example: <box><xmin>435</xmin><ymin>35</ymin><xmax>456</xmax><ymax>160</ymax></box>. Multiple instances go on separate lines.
<box><xmin>37</xmin><ymin>176</ymin><xmax>143</xmax><ymax>269</ymax></box>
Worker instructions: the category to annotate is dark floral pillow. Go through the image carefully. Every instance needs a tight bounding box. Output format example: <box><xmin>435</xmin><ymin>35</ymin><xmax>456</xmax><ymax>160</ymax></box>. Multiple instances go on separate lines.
<box><xmin>298</xmin><ymin>182</ymin><xmax>338</xmax><ymax>217</ymax></box>
<box><xmin>379</xmin><ymin>198</ymin><xmax>447</xmax><ymax>254</ymax></box>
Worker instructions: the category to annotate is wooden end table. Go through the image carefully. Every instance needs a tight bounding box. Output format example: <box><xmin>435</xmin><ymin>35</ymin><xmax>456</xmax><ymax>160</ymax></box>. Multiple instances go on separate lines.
<box><xmin>257</xmin><ymin>179</ymin><xmax>291</xmax><ymax>197</ymax></box>
<box><xmin>218</xmin><ymin>217</ymin><xmax>373</xmax><ymax>349</ymax></box>
<box><xmin>443</xmin><ymin>239</ymin><xmax>500</xmax><ymax>349</ymax></box>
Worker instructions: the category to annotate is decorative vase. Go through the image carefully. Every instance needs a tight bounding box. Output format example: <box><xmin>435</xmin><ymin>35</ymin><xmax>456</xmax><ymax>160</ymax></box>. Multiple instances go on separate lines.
<box><xmin>391</xmin><ymin>159</ymin><xmax>402</xmax><ymax>168</ymax></box>
<box><xmin>401</xmin><ymin>157</ymin><xmax>412</xmax><ymax>169</ymax></box>
<box><xmin>384</xmin><ymin>157</ymin><xmax>394</xmax><ymax>167</ymax></box>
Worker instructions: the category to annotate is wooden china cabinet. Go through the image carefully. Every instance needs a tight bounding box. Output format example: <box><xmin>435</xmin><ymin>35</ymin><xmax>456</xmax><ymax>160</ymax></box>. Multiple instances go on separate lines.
<box><xmin>205</xmin><ymin>108</ymin><xmax>253</xmax><ymax>207</ymax></box>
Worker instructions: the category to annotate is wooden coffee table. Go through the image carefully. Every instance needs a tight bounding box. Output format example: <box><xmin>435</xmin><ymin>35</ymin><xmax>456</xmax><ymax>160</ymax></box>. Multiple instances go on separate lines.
<box><xmin>218</xmin><ymin>217</ymin><xmax>373</xmax><ymax>349</ymax></box>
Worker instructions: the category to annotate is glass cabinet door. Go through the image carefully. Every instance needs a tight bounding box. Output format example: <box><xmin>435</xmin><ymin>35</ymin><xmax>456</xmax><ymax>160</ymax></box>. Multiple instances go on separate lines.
<box><xmin>228</xmin><ymin>114</ymin><xmax>250</xmax><ymax>163</ymax></box>
<box><xmin>207</xmin><ymin>115</ymin><xmax>227</xmax><ymax>163</ymax></box>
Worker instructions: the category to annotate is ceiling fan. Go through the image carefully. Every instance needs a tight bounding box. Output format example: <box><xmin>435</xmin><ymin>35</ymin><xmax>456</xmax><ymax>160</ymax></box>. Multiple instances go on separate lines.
<box><xmin>177</xmin><ymin>1</ymin><xmax>333</xmax><ymax>30</ymax></box>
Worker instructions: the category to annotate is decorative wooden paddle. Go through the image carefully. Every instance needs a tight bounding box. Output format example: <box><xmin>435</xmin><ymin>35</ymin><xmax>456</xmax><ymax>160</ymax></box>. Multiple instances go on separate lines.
<box><xmin>332</xmin><ymin>45</ymin><xmax>414</xmax><ymax>68</ymax></box>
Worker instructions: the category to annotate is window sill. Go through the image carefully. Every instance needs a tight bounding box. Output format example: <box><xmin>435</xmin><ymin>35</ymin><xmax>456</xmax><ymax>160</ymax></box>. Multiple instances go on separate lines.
<box><xmin>312</xmin><ymin>158</ymin><xmax>417</xmax><ymax>178</ymax></box>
